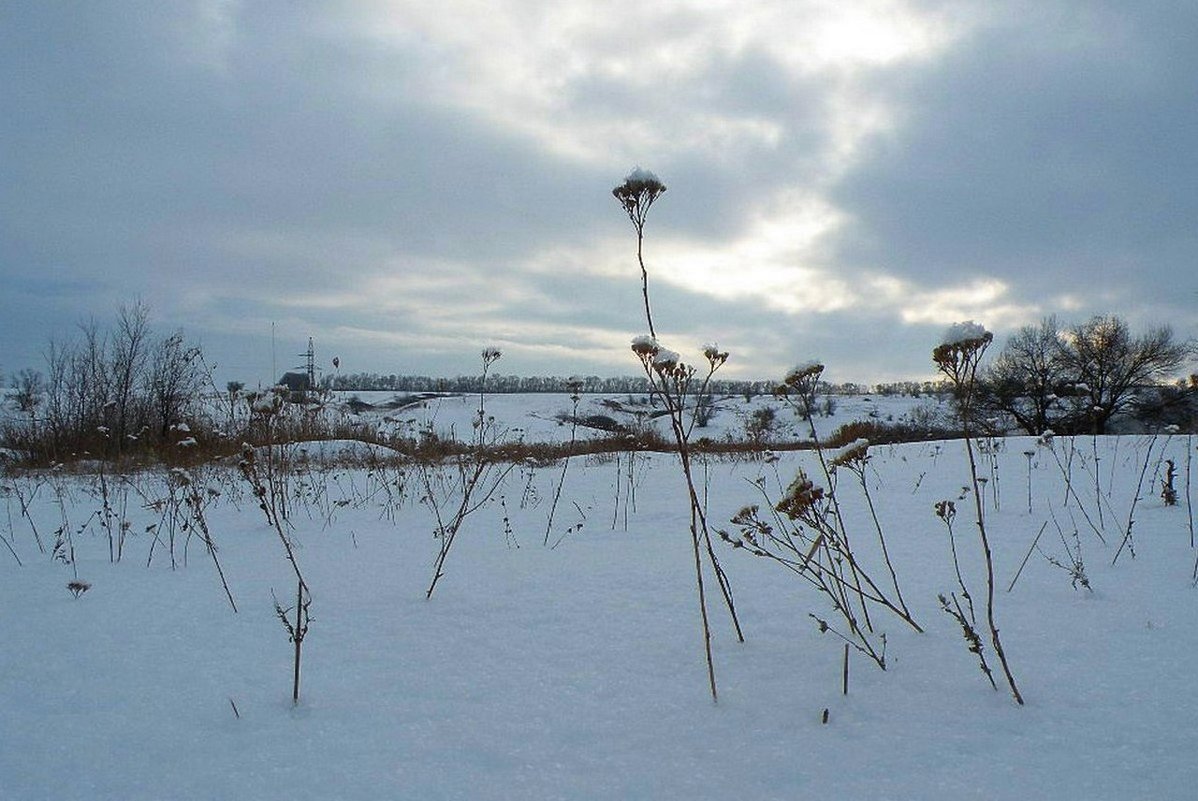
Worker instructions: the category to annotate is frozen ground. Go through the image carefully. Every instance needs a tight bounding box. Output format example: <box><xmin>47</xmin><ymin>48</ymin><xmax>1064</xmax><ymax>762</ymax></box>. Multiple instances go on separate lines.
<box><xmin>2</xmin><ymin>431</ymin><xmax>1197</xmax><ymax>800</ymax></box>
<box><xmin>333</xmin><ymin>389</ymin><xmax>935</xmax><ymax>444</ymax></box>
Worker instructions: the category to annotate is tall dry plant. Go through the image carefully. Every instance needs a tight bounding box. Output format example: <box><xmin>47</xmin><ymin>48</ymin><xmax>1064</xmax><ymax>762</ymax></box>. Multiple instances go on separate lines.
<box><xmin>422</xmin><ymin>348</ymin><xmax>517</xmax><ymax>599</ymax></box>
<box><xmin>934</xmin><ymin>321</ymin><xmax>1024</xmax><ymax>705</ymax></box>
<box><xmin>722</xmin><ymin>366</ymin><xmax>922</xmax><ymax>672</ymax></box>
<box><xmin>614</xmin><ymin>168</ymin><xmax>743</xmax><ymax>703</ymax></box>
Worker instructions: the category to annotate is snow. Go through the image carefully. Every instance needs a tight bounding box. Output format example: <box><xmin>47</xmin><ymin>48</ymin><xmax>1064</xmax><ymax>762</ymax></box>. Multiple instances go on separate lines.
<box><xmin>829</xmin><ymin>437</ymin><xmax>869</xmax><ymax>466</ymax></box>
<box><xmin>784</xmin><ymin>360</ymin><xmax>824</xmax><ymax>384</ymax></box>
<box><xmin>940</xmin><ymin>320</ymin><xmax>991</xmax><ymax>346</ymax></box>
<box><xmin>630</xmin><ymin>334</ymin><xmax>658</xmax><ymax>352</ymax></box>
<box><xmin>321</xmin><ymin>390</ymin><xmax>935</xmax><ymax>445</ymax></box>
<box><xmin>624</xmin><ymin>166</ymin><xmax>661</xmax><ymax>184</ymax></box>
<box><xmin>651</xmin><ymin>348</ymin><xmax>681</xmax><ymax>371</ymax></box>
<box><xmin>4</xmin><ymin>403</ymin><xmax>1197</xmax><ymax>799</ymax></box>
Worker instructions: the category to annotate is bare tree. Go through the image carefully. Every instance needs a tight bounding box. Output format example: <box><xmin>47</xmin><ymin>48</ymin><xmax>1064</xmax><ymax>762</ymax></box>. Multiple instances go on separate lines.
<box><xmin>981</xmin><ymin>317</ymin><xmax>1072</xmax><ymax>435</ymax></box>
<box><xmin>1061</xmin><ymin>316</ymin><xmax>1190</xmax><ymax>434</ymax></box>
<box><xmin>109</xmin><ymin>302</ymin><xmax>152</xmax><ymax>453</ymax></box>
<box><xmin>982</xmin><ymin>315</ymin><xmax>1192</xmax><ymax>434</ymax></box>
<box><xmin>11</xmin><ymin>369</ymin><xmax>44</xmax><ymax>423</ymax></box>
<box><xmin>146</xmin><ymin>331</ymin><xmax>205</xmax><ymax>439</ymax></box>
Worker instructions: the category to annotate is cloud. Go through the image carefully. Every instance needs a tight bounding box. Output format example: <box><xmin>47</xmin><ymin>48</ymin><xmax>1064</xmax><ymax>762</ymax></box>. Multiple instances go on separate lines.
<box><xmin>1</xmin><ymin>1</ymin><xmax>1194</xmax><ymax>387</ymax></box>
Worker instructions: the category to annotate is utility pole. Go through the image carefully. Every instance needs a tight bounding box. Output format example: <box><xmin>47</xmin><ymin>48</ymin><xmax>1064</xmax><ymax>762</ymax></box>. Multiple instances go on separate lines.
<box><xmin>295</xmin><ymin>337</ymin><xmax>317</xmax><ymax>399</ymax></box>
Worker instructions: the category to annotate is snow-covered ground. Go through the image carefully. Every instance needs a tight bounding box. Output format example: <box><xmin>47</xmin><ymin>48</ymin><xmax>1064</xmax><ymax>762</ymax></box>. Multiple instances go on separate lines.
<box><xmin>3</xmin><ymin>431</ymin><xmax>1197</xmax><ymax>800</ymax></box>
<box><xmin>334</xmin><ymin>390</ymin><xmax>936</xmax><ymax>444</ymax></box>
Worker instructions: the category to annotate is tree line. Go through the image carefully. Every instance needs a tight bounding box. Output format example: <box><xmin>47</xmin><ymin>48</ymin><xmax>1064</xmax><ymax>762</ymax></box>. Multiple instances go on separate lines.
<box><xmin>3</xmin><ymin>302</ymin><xmax>209</xmax><ymax>461</ymax></box>
<box><xmin>977</xmin><ymin>314</ymin><xmax>1195</xmax><ymax>435</ymax></box>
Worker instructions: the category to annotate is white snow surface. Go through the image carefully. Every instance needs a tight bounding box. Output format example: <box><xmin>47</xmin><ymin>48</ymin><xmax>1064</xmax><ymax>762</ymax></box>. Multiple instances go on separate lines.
<box><xmin>4</xmin><ymin>427</ymin><xmax>1198</xmax><ymax>799</ymax></box>
<box><xmin>333</xmin><ymin>391</ymin><xmax>933</xmax><ymax>445</ymax></box>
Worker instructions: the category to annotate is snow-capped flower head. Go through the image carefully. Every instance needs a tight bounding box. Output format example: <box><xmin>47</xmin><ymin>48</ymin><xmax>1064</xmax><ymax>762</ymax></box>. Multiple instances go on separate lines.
<box><xmin>776</xmin><ymin>470</ymin><xmax>826</xmax><ymax>522</ymax></box>
<box><xmin>940</xmin><ymin>320</ymin><xmax>991</xmax><ymax>347</ymax></box>
<box><xmin>651</xmin><ymin>348</ymin><xmax>681</xmax><ymax>372</ymax></box>
<box><xmin>933</xmin><ymin>321</ymin><xmax>993</xmax><ymax>377</ymax></box>
<box><xmin>830</xmin><ymin>438</ymin><xmax>870</xmax><ymax>469</ymax></box>
<box><xmin>631</xmin><ymin>334</ymin><xmax>660</xmax><ymax>358</ymax></box>
<box><xmin>777</xmin><ymin>360</ymin><xmax>824</xmax><ymax>398</ymax></box>
<box><xmin>612</xmin><ymin>167</ymin><xmax>667</xmax><ymax>228</ymax></box>
<box><xmin>169</xmin><ymin>467</ymin><xmax>192</xmax><ymax>487</ymax></box>
<box><xmin>784</xmin><ymin>360</ymin><xmax>824</xmax><ymax>386</ymax></box>
<box><xmin>702</xmin><ymin>343</ymin><xmax>729</xmax><ymax>368</ymax></box>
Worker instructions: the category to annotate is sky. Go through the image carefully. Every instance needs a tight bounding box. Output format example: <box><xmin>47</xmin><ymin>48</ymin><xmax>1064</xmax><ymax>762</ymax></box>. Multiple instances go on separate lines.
<box><xmin>3</xmin><ymin>1</ymin><xmax>1197</xmax><ymax>387</ymax></box>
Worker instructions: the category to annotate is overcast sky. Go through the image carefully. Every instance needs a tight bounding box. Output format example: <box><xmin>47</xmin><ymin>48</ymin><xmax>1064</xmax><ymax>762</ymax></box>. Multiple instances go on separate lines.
<box><xmin>3</xmin><ymin>1</ymin><xmax>1196</xmax><ymax>386</ymax></box>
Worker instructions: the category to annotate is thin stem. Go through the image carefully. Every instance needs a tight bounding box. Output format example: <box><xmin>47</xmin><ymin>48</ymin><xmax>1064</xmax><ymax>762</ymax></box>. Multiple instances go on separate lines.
<box><xmin>636</xmin><ymin>226</ymin><xmax>656</xmax><ymax>340</ymax></box>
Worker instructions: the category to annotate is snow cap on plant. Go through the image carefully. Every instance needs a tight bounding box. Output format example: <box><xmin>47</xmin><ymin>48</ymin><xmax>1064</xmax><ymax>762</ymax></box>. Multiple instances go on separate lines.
<box><xmin>933</xmin><ymin>321</ymin><xmax>993</xmax><ymax>367</ymax></box>
<box><xmin>631</xmin><ymin>334</ymin><xmax>660</xmax><ymax>358</ymax></box>
<box><xmin>830</xmin><ymin>438</ymin><xmax>870</xmax><ymax>469</ymax></box>
<box><xmin>613</xmin><ymin>167</ymin><xmax>667</xmax><ymax>227</ymax></box>
<box><xmin>702</xmin><ymin>342</ymin><xmax>729</xmax><ymax>367</ymax></box>
<box><xmin>933</xmin><ymin>321</ymin><xmax>994</xmax><ymax>388</ymax></box>
<box><xmin>775</xmin><ymin>470</ymin><xmax>826</xmax><ymax>521</ymax></box>
<box><xmin>785</xmin><ymin>360</ymin><xmax>824</xmax><ymax>385</ymax></box>
<box><xmin>652</xmin><ymin>348</ymin><xmax>681</xmax><ymax>372</ymax></box>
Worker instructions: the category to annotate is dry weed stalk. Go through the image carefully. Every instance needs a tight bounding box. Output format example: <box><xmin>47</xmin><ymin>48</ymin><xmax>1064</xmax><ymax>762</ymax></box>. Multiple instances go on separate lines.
<box><xmin>422</xmin><ymin>348</ymin><xmax>518</xmax><ymax>599</ymax></box>
<box><xmin>934</xmin><ymin>321</ymin><xmax>1024</xmax><ymax>705</ymax></box>
<box><xmin>239</xmin><ymin>443</ymin><xmax>312</xmax><ymax>704</ymax></box>
<box><xmin>615</xmin><ymin>168</ymin><xmax>743</xmax><ymax>703</ymax></box>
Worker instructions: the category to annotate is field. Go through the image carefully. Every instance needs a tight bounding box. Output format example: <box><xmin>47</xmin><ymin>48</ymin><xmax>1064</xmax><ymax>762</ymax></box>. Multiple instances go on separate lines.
<box><xmin>2</xmin><ymin>394</ymin><xmax>1196</xmax><ymax>800</ymax></box>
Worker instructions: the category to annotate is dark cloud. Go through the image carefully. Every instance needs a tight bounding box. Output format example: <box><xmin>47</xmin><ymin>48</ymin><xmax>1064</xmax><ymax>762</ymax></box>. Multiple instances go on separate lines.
<box><xmin>831</xmin><ymin>2</ymin><xmax>1198</xmax><ymax>322</ymax></box>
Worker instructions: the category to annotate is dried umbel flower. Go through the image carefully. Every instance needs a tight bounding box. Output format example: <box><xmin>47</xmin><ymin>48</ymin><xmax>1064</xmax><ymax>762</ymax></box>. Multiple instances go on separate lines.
<box><xmin>784</xmin><ymin>360</ymin><xmax>825</xmax><ymax>386</ymax></box>
<box><xmin>702</xmin><ymin>343</ymin><xmax>729</xmax><ymax>368</ymax></box>
<box><xmin>830</xmin><ymin>438</ymin><xmax>870</xmax><ymax>469</ymax></box>
<box><xmin>776</xmin><ymin>361</ymin><xmax>825</xmax><ymax>406</ymax></box>
<box><xmin>630</xmin><ymin>334</ymin><xmax>660</xmax><ymax>358</ymax></box>
<box><xmin>481</xmin><ymin>347</ymin><xmax>502</xmax><ymax>366</ymax></box>
<box><xmin>612</xmin><ymin>167</ymin><xmax>666</xmax><ymax>229</ymax></box>
<box><xmin>932</xmin><ymin>322</ymin><xmax>993</xmax><ymax>374</ymax></box>
<box><xmin>651</xmin><ymin>348</ymin><xmax>681</xmax><ymax>372</ymax></box>
<box><xmin>934</xmin><ymin>499</ymin><xmax>957</xmax><ymax>524</ymax></box>
<box><xmin>776</xmin><ymin>471</ymin><xmax>826</xmax><ymax>521</ymax></box>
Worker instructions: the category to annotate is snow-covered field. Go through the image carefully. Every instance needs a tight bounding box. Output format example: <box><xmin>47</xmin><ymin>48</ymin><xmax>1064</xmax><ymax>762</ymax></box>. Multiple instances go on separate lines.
<box><xmin>334</xmin><ymin>389</ymin><xmax>935</xmax><ymax>444</ymax></box>
<box><xmin>3</xmin><ymin>429</ymin><xmax>1197</xmax><ymax>800</ymax></box>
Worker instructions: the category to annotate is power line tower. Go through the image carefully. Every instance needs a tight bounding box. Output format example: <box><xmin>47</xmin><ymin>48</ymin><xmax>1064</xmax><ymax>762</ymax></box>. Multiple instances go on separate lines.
<box><xmin>296</xmin><ymin>337</ymin><xmax>316</xmax><ymax>398</ymax></box>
